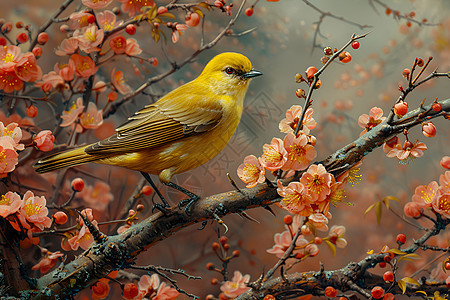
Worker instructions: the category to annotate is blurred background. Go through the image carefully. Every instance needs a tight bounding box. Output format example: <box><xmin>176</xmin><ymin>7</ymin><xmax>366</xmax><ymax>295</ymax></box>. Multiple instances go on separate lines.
<box><xmin>2</xmin><ymin>0</ymin><xmax>450</xmax><ymax>298</ymax></box>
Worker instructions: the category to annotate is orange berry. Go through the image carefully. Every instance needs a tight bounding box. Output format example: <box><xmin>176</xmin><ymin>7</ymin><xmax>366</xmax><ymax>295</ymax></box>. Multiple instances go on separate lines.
<box><xmin>125</xmin><ymin>24</ymin><xmax>136</xmax><ymax>35</ymax></box>
<box><xmin>383</xmin><ymin>271</ymin><xmax>394</xmax><ymax>282</ymax></box>
<box><xmin>305</xmin><ymin>66</ymin><xmax>318</xmax><ymax>80</ymax></box>
<box><xmin>206</xmin><ymin>262</ymin><xmax>215</xmax><ymax>270</ymax></box>
<box><xmin>263</xmin><ymin>295</ymin><xmax>275</xmax><ymax>300</ymax></box>
<box><xmin>107</xmin><ymin>91</ymin><xmax>118</xmax><ymax>102</ymax></box>
<box><xmin>314</xmin><ymin>237</ymin><xmax>322</xmax><ymax>245</ymax></box>
<box><xmin>212</xmin><ymin>242</ymin><xmax>220</xmax><ymax>250</ymax></box>
<box><xmin>16</xmin><ymin>32</ymin><xmax>29</xmax><ymax>44</ymax></box>
<box><xmin>283</xmin><ymin>215</ymin><xmax>293</xmax><ymax>225</ymax></box>
<box><xmin>245</xmin><ymin>8</ymin><xmax>253</xmax><ymax>17</ymax></box>
<box><xmin>371</xmin><ymin>286</ymin><xmax>385</xmax><ymax>299</ymax></box>
<box><xmin>385</xmin><ymin>8</ymin><xmax>392</xmax><ymax>15</ymax></box>
<box><xmin>37</xmin><ymin>32</ymin><xmax>49</xmax><ymax>45</ymax></box>
<box><xmin>136</xmin><ymin>204</ymin><xmax>144</xmax><ymax>211</ymax></box>
<box><xmin>71</xmin><ymin>178</ymin><xmax>85</xmax><ymax>192</ymax></box>
<box><xmin>53</xmin><ymin>211</ymin><xmax>68</xmax><ymax>225</ymax></box>
<box><xmin>219</xmin><ymin>236</ymin><xmax>228</xmax><ymax>245</ymax></box>
<box><xmin>396</xmin><ymin>233</ymin><xmax>406</xmax><ymax>244</ymax></box>
<box><xmin>338</xmin><ymin>51</ymin><xmax>352</xmax><ymax>63</ymax></box>
<box><xmin>406</xmin><ymin>21</ymin><xmax>411</xmax><ymax>27</ymax></box>
<box><xmin>211</xmin><ymin>278</ymin><xmax>219</xmax><ymax>285</ymax></box>
<box><xmin>383</xmin><ymin>293</ymin><xmax>395</xmax><ymax>300</ymax></box>
<box><xmin>141</xmin><ymin>185</ymin><xmax>153</xmax><ymax>195</ymax></box>
<box><xmin>16</xmin><ymin>21</ymin><xmax>24</xmax><ymax>28</ymax></box>
<box><xmin>432</xmin><ymin>102</ymin><xmax>441</xmax><ymax>112</ymax></box>
<box><xmin>324</xmin><ymin>286</ymin><xmax>337</xmax><ymax>297</ymax></box>
<box><xmin>26</xmin><ymin>105</ymin><xmax>38</xmax><ymax>118</ymax></box>
<box><xmin>394</xmin><ymin>101</ymin><xmax>408</xmax><ymax>117</ymax></box>
<box><xmin>232</xmin><ymin>250</ymin><xmax>240</xmax><ymax>257</ymax></box>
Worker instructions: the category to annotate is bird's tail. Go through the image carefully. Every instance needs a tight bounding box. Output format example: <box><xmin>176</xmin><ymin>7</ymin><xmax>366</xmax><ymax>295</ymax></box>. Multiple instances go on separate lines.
<box><xmin>34</xmin><ymin>145</ymin><xmax>100</xmax><ymax>173</ymax></box>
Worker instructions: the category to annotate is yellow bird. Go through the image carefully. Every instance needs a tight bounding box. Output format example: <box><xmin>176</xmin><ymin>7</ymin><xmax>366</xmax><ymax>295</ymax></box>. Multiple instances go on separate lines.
<box><xmin>34</xmin><ymin>52</ymin><xmax>262</xmax><ymax>204</ymax></box>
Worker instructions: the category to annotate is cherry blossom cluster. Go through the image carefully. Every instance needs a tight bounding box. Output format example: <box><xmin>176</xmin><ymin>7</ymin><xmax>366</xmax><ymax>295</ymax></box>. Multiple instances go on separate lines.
<box><xmin>404</xmin><ymin>168</ymin><xmax>450</xmax><ymax>219</ymax></box>
<box><xmin>0</xmin><ymin>190</ymin><xmax>52</xmax><ymax>245</ymax></box>
<box><xmin>94</xmin><ymin>272</ymin><xmax>179</xmax><ymax>300</ymax></box>
<box><xmin>0</xmin><ymin>121</ymin><xmax>54</xmax><ymax>177</ymax></box>
<box><xmin>267</xmin><ymin>214</ymin><xmax>347</xmax><ymax>259</ymax></box>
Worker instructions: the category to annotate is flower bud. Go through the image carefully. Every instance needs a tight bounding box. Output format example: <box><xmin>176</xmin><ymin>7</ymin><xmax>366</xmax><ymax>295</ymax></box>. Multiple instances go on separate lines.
<box><xmin>394</xmin><ymin>101</ymin><xmax>408</xmax><ymax>117</ymax></box>
<box><xmin>53</xmin><ymin>211</ymin><xmax>68</xmax><ymax>225</ymax></box>
<box><xmin>422</xmin><ymin>122</ymin><xmax>436</xmax><ymax>137</ymax></box>
<box><xmin>33</xmin><ymin>130</ymin><xmax>55</xmax><ymax>152</ymax></box>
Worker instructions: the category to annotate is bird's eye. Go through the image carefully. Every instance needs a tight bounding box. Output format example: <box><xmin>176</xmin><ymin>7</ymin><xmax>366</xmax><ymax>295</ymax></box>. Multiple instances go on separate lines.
<box><xmin>225</xmin><ymin>67</ymin><xmax>234</xmax><ymax>75</ymax></box>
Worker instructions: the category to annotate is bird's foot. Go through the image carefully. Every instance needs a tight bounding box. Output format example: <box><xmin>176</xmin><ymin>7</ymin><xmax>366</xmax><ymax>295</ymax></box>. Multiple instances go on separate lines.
<box><xmin>177</xmin><ymin>194</ymin><xmax>200</xmax><ymax>215</ymax></box>
<box><xmin>151</xmin><ymin>203</ymin><xmax>170</xmax><ymax>215</ymax></box>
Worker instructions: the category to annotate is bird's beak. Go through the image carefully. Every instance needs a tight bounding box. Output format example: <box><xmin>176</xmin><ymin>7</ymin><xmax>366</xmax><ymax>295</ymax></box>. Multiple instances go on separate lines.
<box><xmin>242</xmin><ymin>69</ymin><xmax>263</xmax><ymax>79</ymax></box>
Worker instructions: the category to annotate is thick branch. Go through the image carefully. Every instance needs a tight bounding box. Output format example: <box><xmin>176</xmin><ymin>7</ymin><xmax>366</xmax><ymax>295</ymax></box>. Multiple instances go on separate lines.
<box><xmin>33</xmin><ymin>98</ymin><xmax>449</xmax><ymax>298</ymax></box>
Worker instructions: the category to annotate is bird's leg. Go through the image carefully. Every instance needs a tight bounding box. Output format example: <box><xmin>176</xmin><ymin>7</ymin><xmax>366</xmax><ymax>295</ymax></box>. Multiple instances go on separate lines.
<box><xmin>165</xmin><ymin>182</ymin><xmax>200</xmax><ymax>214</ymax></box>
<box><xmin>140</xmin><ymin>172</ymin><xmax>169</xmax><ymax>213</ymax></box>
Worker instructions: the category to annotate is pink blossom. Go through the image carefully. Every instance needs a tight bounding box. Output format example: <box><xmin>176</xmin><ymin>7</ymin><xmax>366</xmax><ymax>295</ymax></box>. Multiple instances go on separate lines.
<box><xmin>237</xmin><ymin>155</ymin><xmax>265</xmax><ymax>188</ymax></box>
<box><xmin>34</xmin><ymin>71</ymin><xmax>65</xmax><ymax>92</ymax></box>
<box><xmin>111</xmin><ymin>68</ymin><xmax>132</xmax><ymax>95</ymax></box>
<box><xmin>79</xmin><ymin>181</ymin><xmax>113</xmax><ymax>211</ymax></box>
<box><xmin>328</xmin><ymin>225</ymin><xmax>347</xmax><ymax>248</ymax></box>
<box><xmin>125</xmin><ymin>38</ymin><xmax>143</xmax><ymax>56</ymax></box>
<box><xmin>154</xmin><ymin>282</ymin><xmax>179</xmax><ymax>300</ymax></box>
<box><xmin>440</xmin><ymin>157</ymin><xmax>450</xmax><ymax>170</ymax></box>
<box><xmin>54</xmin><ymin>60</ymin><xmax>76</xmax><ymax>82</ymax></box>
<box><xmin>0</xmin><ymin>191</ymin><xmax>23</xmax><ymax>218</ymax></box>
<box><xmin>74</xmin><ymin>25</ymin><xmax>104</xmax><ymax>53</ymax></box>
<box><xmin>60</xmin><ymin>97</ymin><xmax>85</xmax><ymax>128</ymax></box>
<box><xmin>70</xmin><ymin>54</ymin><xmax>98</xmax><ymax>78</ymax></box>
<box><xmin>260</xmin><ymin>137</ymin><xmax>287</xmax><ymax>171</ymax></box>
<box><xmin>171</xmin><ymin>23</ymin><xmax>188</xmax><ymax>43</ymax></box>
<box><xmin>282</xmin><ymin>132</ymin><xmax>316</xmax><ymax>171</ymax></box>
<box><xmin>431</xmin><ymin>187</ymin><xmax>450</xmax><ymax>218</ymax></box>
<box><xmin>33</xmin><ymin>130</ymin><xmax>55</xmax><ymax>152</ymax></box>
<box><xmin>109</xmin><ymin>36</ymin><xmax>127</xmax><ymax>54</ymax></box>
<box><xmin>79</xmin><ymin>102</ymin><xmax>103</xmax><ymax>131</ymax></box>
<box><xmin>266</xmin><ymin>230</ymin><xmax>308</xmax><ymax>258</ymax></box>
<box><xmin>0</xmin><ymin>70</ymin><xmax>24</xmax><ymax>93</ymax></box>
<box><xmin>15</xmin><ymin>52</ymin><xmax>42</xmax><ymax>82</ymax></box>
<box><xmin>0</xmin><ymin>122</ymin><xmax>24</xmax><ymax>150</ymax></box>
<box><xmin>17</xmin><ymin>191</ymin><xmax>52</xmax><ymax>231</ymax></box>
<box><xmin>117</xmin><ymin>0</ymin><xmax>155</xmax><ymax>16</ymax></box>
<box><xmin>422</xmin><ymin>122</ymin><xmax>437</xmax><ymax>137</ymax></box>
<box><xmin>67</xmin><ymin>208</ymin><xmax>98</xmax><ymax>250</ymax></box>
<box><xmin>440</xmin><ymin>171</ymin><xmax>450</xmax><ymax>188</ymax></box>
<box><xmin>404</xmin><ymin>201</ymin><xmax>421</xmax><ymax>218</ymax></box>
<box><xmin>82</xmin><ymin>0</ymin><xmax>113</xmax><ymax>9</ymax></box>
<box><xmin>67</xmin><ymin>11</ymin><xmax>92</xmax><ymax>30</ymax></box>
<box><xmin>138</xmin><ymin>274</ymin><xmax>160</xmax><ymax>298</ymax></box>
<box><xmin>55</xmin><ymin>38</ymin><xmax>79</xmax><ymax>56</ymax></box>
<box><xmin>279</xmin><ymin>105</ymin><xmax>316</xmax><ymax>134</ymax></box>
<box><xmin>0</xmin><ymin>45</ymin><xmax>22</xmax><ymax>71</ymax></box>
<box><xmin>358</xmin><ymin>107</ymin><xmax>385</xmax><ymax>136</ymax></box>
<box><xmin>305</xmin><ymin>243</ymin><xmax>319</xmax><ymax>256</ymax></box>
<box><xmin>300</xmin><ymin>164</ymin><xmax>333</xmax><ymax>202</ymax></box>
<box><xmin>382</xmin><ymin>136</ymin><xmax>399</xmax><ymax>153</ymax></box>
<box><xmin>32</xmin><ymin>250</ymin><xmax>64</xmax><ymax>274</ymax></box>
<box><xmin>220</xmin><ymin>271</ymin><xmax>250</xmax><ymax>298</ymax></box>
<box><xmin>412</xmin><ymin>181</ymin><xmax>439</xmax><ymax>208</ymax></box>
<box><xmin>277</xmin><ymin>180</ymin><xmax>313</xmax><ymax>216</ymax></box>
<box><xmin>308</xmin><ymin>212</ymin><xmax>329</xmax><ymax>232</ymax></box>
<box><xmin>97</xmin><ymin>10</ymin><xmax>121</xmax><ymax>31</ymax></box>
<box><xmin>386</xmin><ymin>139</ymin><xmax>427</xmax><ymax>161</ymax></box>
<box><xmin>0</xmin><ymin>140</ymin><xmax>18</xmax><ymax>178</ymax></box>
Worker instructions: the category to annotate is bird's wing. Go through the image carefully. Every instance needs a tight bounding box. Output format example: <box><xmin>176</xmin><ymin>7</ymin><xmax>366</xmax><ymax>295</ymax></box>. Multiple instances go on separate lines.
<box><xmin>85</xmin><ymin>88</ymin><xmax>223</xmax><ymax>155</ymax></box>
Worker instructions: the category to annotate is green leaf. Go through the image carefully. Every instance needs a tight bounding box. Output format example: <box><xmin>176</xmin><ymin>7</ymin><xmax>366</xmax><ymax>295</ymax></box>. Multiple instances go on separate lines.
<box><xmin>325</xmin><ymin>240</ymin><xmax>336</xmax><ymax>256</ymax></box>
<box><xmin>397</xmin><ymin>279</ymin><xmax>406</xmax><ymax>294</ymax></box>
<box><xmin>376</xmin><ymin>201</ymin><xmax>382</xmax><ymax>224</ymax></box>
<box><xmin>364</xmin><ymin>203</ymin><xmax>376</xmax><ymax>215</ymax></box>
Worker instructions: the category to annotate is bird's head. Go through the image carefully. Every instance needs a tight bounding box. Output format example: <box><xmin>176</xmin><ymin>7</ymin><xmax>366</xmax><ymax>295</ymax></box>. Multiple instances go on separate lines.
<box><xmin>198</xmin><ymin>52</ymin><xmax>262</xmax><ymax>96</ymax></box>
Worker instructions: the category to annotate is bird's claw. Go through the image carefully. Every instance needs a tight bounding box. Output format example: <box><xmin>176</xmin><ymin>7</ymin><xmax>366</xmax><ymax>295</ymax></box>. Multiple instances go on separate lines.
<box><xmin>152</xmin><ymin>203</ymin><xmax>170</xmax><ymax>215</ymax></box>
<box><xmin>178</xmin><ymin>195</ymin><xmax>200</xmax><ymax>215</ymax></box>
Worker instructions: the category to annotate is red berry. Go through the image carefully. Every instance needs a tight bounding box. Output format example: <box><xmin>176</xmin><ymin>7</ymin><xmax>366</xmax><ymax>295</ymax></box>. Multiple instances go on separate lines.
<box><xmin>352</xmin><ymin>41</ymin><xmax>360</xmax><ymax>49</ymax></box>
<box><xmin>324</xmin><ymin>47</ymin><xmax>333</xmax><ymax>56</ymax></box>
<box><xmin>136</xmin><ymin>204</ymin><xmax>144</xmax><ymax>212</ymax></box>
<box><xmin>384</xmin><ymin>255</ymin><xmax>392</xmax><ymax>263</ymax></box>
<box><xmin>284</xmin><ymin>215</ymin><xmax>293</xmax><ymax>225</ymax></box>
<box><xmin>445</xmin><ymin>261</ymin><xmax>450</xmax><ymax>270</ymax></box>
<box><xmin>383</xmin><ymin>271</ymin><xmax>394</xmax><ymax>282</ymax></box>
<box><xmin>383</xmin><ymin>293</ymin><xmax>395</xmax><ymax>300</ymax></box>
<box><xmin>16</xmin><ymin>32</ymin><xmax>29</xmax><ymax>44</ymax></box>
<box><xmin>37</xmin><ymin>32</ymin><xmax>49</xmax><ymax>45</ymax></box>
<box><xmin>219</xmin><ymin>236</ymin><xmax>228</xmax><ymax>245</ymax></box>
<box><xmin>71</xmin><ymin>178</ymin><xmax>85</xmax><ymax>192</ymax></box>
<box><xmin>417</xmin><ymin>58</ymin><xmax>424</xmax><ymax>67</ymax></box>
<box><xmin>371</xmin><ymin>286</ymin><xmax>385</xmax><ymax>299</ymax></box>
<box><xmin>26</xmin><ymin>105</ymin><xmax>38</xmax><ymax>118</ymax></box>
<box><xmin>206</xmin><ymin>262</ymin><xmax>215</xmax><ymax>270</ymax></box>
<box><xmin>385</xmin><ymin>8</ymin><xmax>392</xmax><ymax>15</ymax></box>
<box><xmin>87</xmin><ymin>14</ymin><xmax>95</xmax><ymax>24</ymax></box>
<box><xmin>396</xmin><ymin>233</ymin><xmax>406</xmax><ymax>244</ymax></box>
<box><xmin>141</xmin><ymin>185</ymin><xmax>153</xmax><ymax>195</ymax></box>
<box><xmin>210</xmin><ymin>278</ymin><xmax>219</xmax><ymax>285</ymax></box>
<box><xmin>295</xmin><ymin>88</ymin><xmax>306</xmax><ymax>98</ymax></box>
<box><xmin>324</xmin><ymin>286</ymin><xmax>337</xmax><ymax>297</ymax></box>
<box><xmin>53</xmin><ymin>211</ymin><xmax>68</xmax><ymax>225</ymax></box>
<box><xmin>125</xmin><ymin>24</ymin><xmax>136</xmax><ymax>35</ymax></box>
<box><xmin>16</xmin><ymin>21</ymin><xmax>24</xmax><ymax>29</ymax></box>
<box><xmin>432</xmin><ymin>102</ymin><xmax>441</xmax><ymax>112</ymax></box>
<box><xmin>263</xmin><ymin>296</ymin><xmax>275</xmax><ymax>300</ymax></box>
<box><xmin>314</xmin><ymin>237</ymin><xmax>322</xmax><ymax>245</ymax></box>
<box><xmin>0</xmin><ymin>37</ymin><xmax>6</xmax><ymax>46</ymax></box>
<box><xmin>245</xmin><ymin>8</ymin><xmax>253</xmax><ymax>16</ymax></box>
<box><xmin>223</xmin><ymin>243</ymin><xmax>230</xmax><ymax>251</ymax></box>
<box><xmin>123</xmin><ymin>283</ymin><xmax>139</xmax><ymax>299</ymax></box>
<box><xmin>379</xmin><ymin>262</ymin><xmax>387</xmax><ymax>268</ymax></box>
<box><xmin>212</xmin><ymin>242</ymin><xmax>220</xmax><ymax>250</ymax></box>
<box><xmin>305</xmin><ymin>66</ymin><xmax>318</xmax><ymax>80</ymax></box>
<box><xmin>32</xmin><ymin>46</ymin><xmax>43</xmax><ymax>58</ymax></box>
